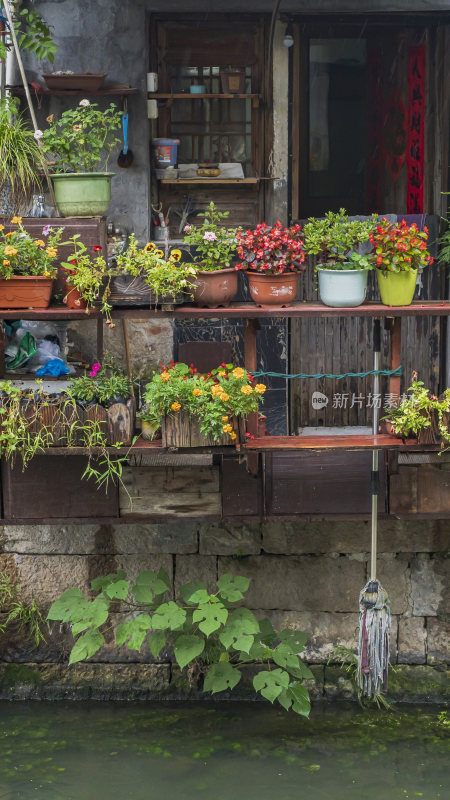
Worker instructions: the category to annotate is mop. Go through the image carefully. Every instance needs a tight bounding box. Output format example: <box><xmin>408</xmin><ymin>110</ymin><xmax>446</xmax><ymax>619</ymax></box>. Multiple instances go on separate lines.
<box><xmin>357</xmin><ymin>319</ymin><xmax>391</xmax><ymax>699</ymax></box>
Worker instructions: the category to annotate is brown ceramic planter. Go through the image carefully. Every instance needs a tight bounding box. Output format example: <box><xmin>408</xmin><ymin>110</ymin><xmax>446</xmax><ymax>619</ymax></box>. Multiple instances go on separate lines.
<box><xmin>190</xmin><ymin>267</ymin><xmax>238</xmax><ymax>308</ymax></box>
<box><xmin>0</xmin><ymin>276</ymin><xmax>53</xmax><ymax>309</ymax></box>
<box><xmin>246</xmin><ymin>271</ymin><xmax>299</xmax><ymax>308</ymax></box>
<box><xmin>63</xmin><ymin>284</ymin><xmax>87</xmax><ymax>310</ymax></box>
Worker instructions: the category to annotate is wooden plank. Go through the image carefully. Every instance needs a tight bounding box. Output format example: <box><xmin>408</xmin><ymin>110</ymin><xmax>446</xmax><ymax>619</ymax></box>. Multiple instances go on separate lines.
<box><xmin>120</xmin><ymin>489</ymin><xmax>221</xmax><ymax>518</ymax></box>
<box><xmin>221</xmin><ymin>457</ymin><xmax>262</xmax><ymax>516</ymax></box>
<box><xmin>390</xmin><ymin>466</ymin><xmax>419</xmax><ymax>515</ymax></box>
<box><xmin>417</xmin><ymin>463</ymin><xmax>450</xmax><ymax>514</ymax></box>
<box><xmin>241</xmin><ymin>434</ymin><xmax>408</xmax><ymax>451</ymax></box>
<box><xmin>120</xmin><ymin>465</ymin><xmax>220</xmax><ymax>494</ymax></box>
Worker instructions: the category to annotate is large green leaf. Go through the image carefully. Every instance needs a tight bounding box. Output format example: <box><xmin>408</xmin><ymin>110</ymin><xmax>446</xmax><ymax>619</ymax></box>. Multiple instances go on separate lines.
<box><xmin>132</xmin><ymin>570</ymin><xmax>170</xmax><ymax>603</ymax></box>
<box><xmin>203</xmin><ymin>662</ymin><xmax>241</xmax><ymax>694</ymax></box>
<box><xmin>193</xmin><ymin>602</ymin><xmax>228</xmax><ymax>636</ymax></box>
<box><xmin>273</xmin><ymin>642</ymin><xmax>301</xmax><ymax>670</ymax></box>
<box><xmin>104</xmin><ymin>580</ymin><xmax>129</xmax><ymax>601</ymax></box>
<box><xmin>253</xmin><ymin>669</ymin><xmax>289</xmax><ymax>703</ymax></box>
<box><xmin>71</xmin><ymin>596</ymin><xmax>109</xmax><ymax>636</ymax></box>
<box><xmin>179</xmin><ymin>581</ymin><xmax>209</xmax><ymax>605</ymax></box>
<box><xmin>90</xmin><ymin>570</ymin><xmax>126</xmax><ymax>592</ymax></box>
<box><xmin>287</xmin><ymin>682</ymin><xmax>311</xmax><ymax>717</ymax></box>
<box><xmin>279</xmin><ymin>629</ymin><xmax>308</xmax><ymax>652</ymax></box>
<box><xmin>173</xmin><ymin>634</ymin><xmax>204</xmax><ymax>669</ymax></box>
<box><xmin>257</xmin><ymin>617</ymin><xmax>277</xmax><ymax>647</ymax></box>
<box><xmin>288</xmin><ymin>661</ymin><xmax>315</xmax><ymax>681</ymax></box>
<box><xmin>47</xmin><ymin>588</ymin><xmax>90</xmax><ymax>623</ymax></box>
<box><xmin>115</xmin><ymin>614</ymin><xmax>153</xmax><ymax>651</ymax></box>
<box><xmin>148</xmin><ymin>630</ymin><xmax>166</xmax><ymax>659</ymax></box>
<box><xmin>152</xmin><ymin>601</ymin><xmax>186</xmax><ymax>631</ymax></box>
<box><xmin>69</xmin><ymin>629</ymin><xmax>104</xmax><ymax>664</ymax></box>
<box><xmin>219</xmin><ymin>608</ymin><xmax>260</xmax><ymax>653</ymax></box>
<box><xmin>217</xmin><ymin>574</ymin><xmax>250</xmax><ymax>602</ymax></box>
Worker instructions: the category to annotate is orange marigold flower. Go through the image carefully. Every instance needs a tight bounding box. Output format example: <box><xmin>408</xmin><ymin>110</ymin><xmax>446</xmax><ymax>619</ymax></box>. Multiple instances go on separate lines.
<box><xmin>10</xmin><ymin>216</ymin><xmax>22</xmax><ymax>225</ymax></box>
<box><xmin>222</xmin><ymin>416</ymin><xmax>229</xmax><ymax>422</ymax></box>
<box><xmin>171</xmin><ymin>401</ymin><xmax>181</xmax><ymax>412</ymax></box>
<box><xmin>229</xmin><ymin>431</ymin><xmax>237</xmax><ymax>440</ymax></box>
<box><xmin>3</xmin><ymin>259</ymin><xmax>10</xmax><ymax>266</ymax></box>
<box><xmin>0</xmin><ymin>225</ymin><xmax>4</xmax><ymax>232</ymax></box>
<box><xmin>240</xmin><ymin>385</ymin><xmax>253</xmax><ymax>395</ymax></box>
<box><xmin>192</xmin><ymin>387</ymin><xmax>203</xmax><ymax>397</ymax></box>
<box><xmin>5</xmin><ymin>232</ymin><xmax>14</xmax><ymax>237</ymax></box>
<box><xmin>254</xmin><ymin>383</ymin><xmax>266</xmax><ymax>394</ymax></box>
<box><xmin>211</xmin><ymin>384</ymin><xmax>223</xmax><ymax>396</ymax></box>
<box><xmin>223</xmin><ymin>424</ymin><xmax>232</xmax><ymax>433</ymax></box>
<box><xmin>34</xmin><ymin>240</ymin><xmax>45</xmax><ymax>247</ymax></box>
<box><xmin>4</xmin><ymin>246</ymin><xmax>17</xmax><ymax>256</ymax></box>
<box><xmin>46</xmin><ymin>247</ymin><xmax>58</xmax><ymax>258</ymax></box>
<box><xmin>161</xmin><ymin>371</ymin><xmax>171</xmax><ymax>382</ymax></box>
<box><xmin>232</xmin><ymin>367</ymin><xmax>245</xmax><ymax>379</ymax></box>
<box><xmin>220</xmin><ymin>392</ymin><xmax>229</xmax><ymax>402</ymax></box>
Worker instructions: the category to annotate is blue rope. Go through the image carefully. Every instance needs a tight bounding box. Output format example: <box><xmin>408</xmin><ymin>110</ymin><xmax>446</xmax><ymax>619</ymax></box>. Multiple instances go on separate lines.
<box><xmin>251</xmin><ymin>366</ymin><xmax>403</xmax><ymax>380</ymax></box>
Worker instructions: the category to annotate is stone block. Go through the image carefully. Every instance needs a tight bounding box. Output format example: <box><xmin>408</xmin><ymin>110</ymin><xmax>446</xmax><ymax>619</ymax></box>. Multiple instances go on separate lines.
<box><xmin>12</xmin><ymin>554</ymin><xmax>89</xmax><ymax>607</ymax></box>
<box><xmin>323</xmin><ymin>666</ymin><xmax>357</xmax><ymax>701</ymax></box>
<box><xmin>199</xmin><ymin>523</ymin><xmax>261</xmax><ymax>555</ymax></box>
<box><xmin>427</xmin><ymin>618</ymin><xmax>450</xmax><ymax>664</ymax></box>
<box><xmin>175</xmin><ymin>555</ymin><xmax>217</xmax><ymax>598</ymax></box>
<box><xmin>398</xmin><ymin>617</ymin><xmax>426</xmax><ymax>664</ymax></box>
<box><xmin>218</xmin><ymin>555</ymin><xmax>365</xmax><ymax>612</ymax></box>
<box><xmin>112</xmin><ymin>523</ymin><xmax>198</xmax><ymax>554</ymax></box>
<box><xmin>388</xmin><ymin>664</ymin><xmax>450</xmax><ymax>702</ymax></box>
<box><xmin>372</xmin><ymin>554</ymin><xmax>410</xmax><ymax>615</ymax></box>
<box><xmin>411</xmin><ymin>556</ymin><xmax>450</xmax><ymax>616</ymax></box>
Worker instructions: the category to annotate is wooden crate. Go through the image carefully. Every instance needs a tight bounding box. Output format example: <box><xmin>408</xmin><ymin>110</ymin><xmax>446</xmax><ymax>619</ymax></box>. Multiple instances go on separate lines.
<box><xmin>161</xmin><ymin>411</ymin><xmax>244</xmax><ymax>448</ymax></box>
<box><xmin>108</xmin><ymin>274</ymin><xmax>185</xmax><ymax>308</ymax></box>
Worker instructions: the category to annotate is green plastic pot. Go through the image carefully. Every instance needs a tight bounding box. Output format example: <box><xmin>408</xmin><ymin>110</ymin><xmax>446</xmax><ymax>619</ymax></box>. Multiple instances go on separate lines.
<box><xmin>317</xmin><ymin>267</ymin><xmax>368</xmax><ymax>308</ymax></box>
<box><xmin>376</xmin><ymin>268</ymin><xmax>418</xmax><ymax>306</ymax></box>
<box><xmin>51</xmin><ymin>172</ymin><xmax>114</xmax><ymax>217</ymax></box>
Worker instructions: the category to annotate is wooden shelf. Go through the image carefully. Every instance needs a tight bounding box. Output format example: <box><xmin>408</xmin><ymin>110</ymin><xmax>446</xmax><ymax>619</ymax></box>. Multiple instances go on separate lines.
<box><xmin>239</xmin><ymin>434</ymin><xmax>415</xmax><ymax>452</ymax></box>
<box><xmin>148</xmin><ymin>92</ymin><xmax>261</xmax><ymax>108</ymax></box>
<box><xmin>159</xmin><ymin>178</ymin><xmax>259</xmax><ymax>185</ymax></box>
<box><xmin>9</xmin><ymin>86</ymin><xmax>137</xmax><ymax>96</ymax></box>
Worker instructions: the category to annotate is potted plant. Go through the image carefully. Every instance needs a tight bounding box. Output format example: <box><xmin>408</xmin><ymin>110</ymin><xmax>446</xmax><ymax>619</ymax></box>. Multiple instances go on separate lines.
<box><xmin>61</xmin><ymin>236</ymin><xmax>111</xmax><ymax>317</ymax></box>
<box><xmin>182</xmin><ymin>202</ymin><xmax>239</xmax><ymax>307</ymax></box>
<box><xmin>383</xmin><ymin>374</ymin><xmax>450</xmax><ymax>447</ymax></box>
<box><xmin>302</xmin><ymin>210</ymin><xmax>376</xmax><ymax>308</ymax></box>
<box><xmin>237</xmin><ymin>221</ymin><xmax>305</xmax><ymax>308</ymax></box>
<box><xmin>0</xmin><ymin>218</ymin><xmax>62</xmax><ymax>308</ymax></box>
<box><xmin>40</xmin><ymin>100</ymin><xmax>122</xmax><ymax>217</ymax></box>
<box><xmin>0</xmin><ymin>98</ymin><xmax>46</xmax><ymax>213</ymax></box>
<box><xmin>114</xmin><ymin>236</ymin><xmax>196</xmax><ymax>307</ymax></box>
<box><xmin>370</xmin><ymin>218</ymin><xmax>433</xmax><ymax>306</ymax></box>
<box><xmin>142</xmin><ymin>361</ymin><xmax>266</xmax><ymax>447</ymax></box>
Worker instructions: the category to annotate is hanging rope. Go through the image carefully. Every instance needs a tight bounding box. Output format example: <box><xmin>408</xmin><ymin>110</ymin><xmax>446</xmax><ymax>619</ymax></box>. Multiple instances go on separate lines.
<box><xmin>250</xmin><ymin>366</ymin><xmax>403</xmax><ymax>380</ymax></box>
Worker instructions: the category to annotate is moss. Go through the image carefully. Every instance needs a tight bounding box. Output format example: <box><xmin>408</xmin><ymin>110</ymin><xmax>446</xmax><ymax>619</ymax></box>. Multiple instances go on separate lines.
<box><xmin>0</xmin><ymin>662</ymin><xmax>41</xmax><ymax>691</ymax></box>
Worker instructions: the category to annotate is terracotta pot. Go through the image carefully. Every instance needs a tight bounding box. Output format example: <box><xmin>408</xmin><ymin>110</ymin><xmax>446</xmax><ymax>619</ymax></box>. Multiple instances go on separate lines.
<box><xmin>64</xmin><ymin>284</ymin><xmax>87</xmax><ymax>310</ymax></box>
<box><xmin>246</xmin><ymin>271</ymin><xmax>299</xmax><ymax>308</ymax></box>
<box><xmin>190</xmin><ymin>267</ymin><xmax>238</xmax><ymax>308</ymax></box>
<box><xmin>0</xmin><ymin>276</ymin><xmax>53</xmax><ymax>309</ymax></box>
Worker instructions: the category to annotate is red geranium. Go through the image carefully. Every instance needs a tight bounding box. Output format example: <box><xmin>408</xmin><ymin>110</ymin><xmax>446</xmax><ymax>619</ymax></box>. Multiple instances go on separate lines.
<box><xmin>236</xmin><ymin>221</ymin><xmax>305</xmax><ymax>274</ymax></box>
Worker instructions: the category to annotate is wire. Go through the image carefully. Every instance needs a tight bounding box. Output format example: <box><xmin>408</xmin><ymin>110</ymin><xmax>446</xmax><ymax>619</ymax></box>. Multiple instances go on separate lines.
<box><xmin>250</xmin><ymin>366</ymin><xmax>403</xmax><ymax>380</ymax></box>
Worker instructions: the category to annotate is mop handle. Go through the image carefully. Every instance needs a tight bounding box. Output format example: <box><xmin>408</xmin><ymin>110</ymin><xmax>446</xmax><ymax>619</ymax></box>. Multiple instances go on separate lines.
<box><xmin>371</xmin><ymin>319</ymin><xmax>381</xmax><ymax>580</ymax></box>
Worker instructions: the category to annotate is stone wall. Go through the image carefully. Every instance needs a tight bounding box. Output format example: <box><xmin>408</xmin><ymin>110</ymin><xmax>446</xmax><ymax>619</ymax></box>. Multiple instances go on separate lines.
<box><xmin>0</xmin><ymin>519</ymin><xmax>448</xmax><ymax>701</ymax></box>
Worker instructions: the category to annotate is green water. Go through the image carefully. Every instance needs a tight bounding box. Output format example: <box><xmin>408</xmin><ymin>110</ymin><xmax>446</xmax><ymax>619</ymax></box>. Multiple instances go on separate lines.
<box><xmin>0</xmin><ymin>702</ymin><xmax>448</xmax><ymax>799</ymax></box>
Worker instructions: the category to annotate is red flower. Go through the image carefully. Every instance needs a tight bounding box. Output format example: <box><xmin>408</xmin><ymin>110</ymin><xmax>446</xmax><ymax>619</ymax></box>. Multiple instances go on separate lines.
<box><xmin>93</xmin><ymin>245</ymin><xmax>102</xmax><ymax>252</ymax></box>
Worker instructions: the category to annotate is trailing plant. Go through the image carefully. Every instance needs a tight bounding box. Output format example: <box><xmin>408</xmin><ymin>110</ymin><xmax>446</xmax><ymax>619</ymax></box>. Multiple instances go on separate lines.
<box><xmin>40</xmin><ymin>100</ymin><xmax>122</xmax><ymax>173</ymax></box>
<box><xmin>116</xmin><ymin>236</ymin><xmax>196</xmax><ymax>303</ymax></box>
<box><xmin>68</xmin><ymin>355</ymin><xmax>133</xmax><ymax>406</ymax></box>
<box><xmin>142</xmin><ymin>362</ymin><xmax>266</xmax><ymax>441</ymax></box>
<box><xmin>370</xmin><ymin>218</ymin><xmax>433</xmax><ymax>273</ymax></box>
<box><xmin>237</xmin><ymin>220</ymin><xmax>305</xmax><ymax>274</ymax></box>
<box><xmin>48</xmin><ymin>568</ymin><xmax>312</xmax><ymax>716</ymax></box>
<box><xmin>0</xmin><ymin>218</ymin><xmax>62</xmax><ymax>279</ymax></box>
<box><xmin>302</xmin><ymin>209</ymin><xmax>376</xmax><ymax>269</ymax></box>
<box><xmin>0</xmin><ymin>3</ymin><xmax>57</xmax><ymax>63</ymax></box>
<box><xmin>0</xmin><ymin>570</ymin><xmax>46</xmax><ymax>646</ymax></box>
<box><xmin>383</xmin><ymin>375</ymin><xmax>450</xmax><ymax>447</ymax></box>
<box><xmin>0</xmin><ymin>97</ymin><xmax>46</xmax><ymax>210</ymax></box>
<box><xmin>182</xmin><ymin>201</ymin><xmax>239</xmax><ymax>271</ymax></box>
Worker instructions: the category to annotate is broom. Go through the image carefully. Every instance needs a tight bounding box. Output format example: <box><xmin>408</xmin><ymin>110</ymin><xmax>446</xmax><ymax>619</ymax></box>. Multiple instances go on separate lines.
<box><xmin>357</xmin><ymin>319</ymin><xmax>391</xmax><ymax>699</ymax></box>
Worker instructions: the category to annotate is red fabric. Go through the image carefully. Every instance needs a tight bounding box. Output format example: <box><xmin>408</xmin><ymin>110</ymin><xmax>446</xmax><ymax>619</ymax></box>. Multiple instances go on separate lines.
<box><xmin>407</xmin><ymin>46</ymin><xmax>425</xmax><ymax>213</ymax></box>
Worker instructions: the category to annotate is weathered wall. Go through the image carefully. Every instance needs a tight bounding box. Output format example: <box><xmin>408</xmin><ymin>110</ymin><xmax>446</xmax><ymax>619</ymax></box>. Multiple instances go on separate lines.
<box><xmin>0</xmin><ymin>519</ymin><xmax>449</xmax><ymax>701</ymax></box>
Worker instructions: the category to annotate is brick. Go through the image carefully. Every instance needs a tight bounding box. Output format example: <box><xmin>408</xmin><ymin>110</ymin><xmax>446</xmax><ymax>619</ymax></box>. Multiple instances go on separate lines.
<box><xmin>199</xmin><ymin>522</ymin><xmax>261</xmax><ymax>555</ymax></box>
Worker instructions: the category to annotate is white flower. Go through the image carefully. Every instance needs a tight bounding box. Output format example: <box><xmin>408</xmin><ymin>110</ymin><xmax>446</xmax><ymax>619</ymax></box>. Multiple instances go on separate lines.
<box><xmin>203</xmin><ymin>231</ymin><xmax>217</xmax><ymax>242</ymax></box>
<box><xmin>33</xmin><ymin>129</ymin><xmax>43</xmax><ymax>140</ymax></box>
<box><xmin>184</xmin><ymin>224</ymin><xmax>192</xmax><ymax>232</ymax></box>
<box><xmin>79</xmin><ymin>99</ymin><xmax>90</xmax><ymax>107</ymax></box>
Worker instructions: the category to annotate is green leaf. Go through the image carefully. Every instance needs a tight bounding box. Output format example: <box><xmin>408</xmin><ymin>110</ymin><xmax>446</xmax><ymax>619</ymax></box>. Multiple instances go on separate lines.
<box><xmin>257</xmin><ymin>617</ymin><xmax>277</xmax><ymax>647</ymax></box>
<box><xmin>71</xmin><ymin>597</ymin><xmax>109</xmax><ymax>636</ymax></box>
<box><xmin>253</xmin><ymin>668</ymin><xmax>289</xmax><ymax>703</ymax></box>
<box><xmin>287</xmin><ymin>682</ymin><xmax>311</xmax><ymax>717</ymax></box>
<box><xmin>69</xmin><ymin>629</ymin><xmax>104</xmax><ymax>664</ymax></box>
<box><xmin>217</xmin><ymin>573</ymin><xmax>250</xmax><ymax>602</ymax></box>
<box><xmin>180</xmin><ymin>581</ymin><xmax>209</xmax><ymax>605</ymax></box>
<box><xmin>132</xmin><ymin>570</ymin><xmax>170</xmax><ymax>603</ymax></box>
<box><xmin>219</xmin><ymin>608</ymin><xmax>260</xmax><ymax>653</ymax></box>
<box><xmin>273</xmin><ymin>642</ymin><xmax>301</xmax><ymax>670</ymax></box>
<box><xmin>173</xmin><ymin>634</ymin><xmax>204</xmax><ymax>669</ymax></box>
<box><xmin>148</xmin><ymin>630</ymin><xmax>166</xmax><ymax>659</ymax></box>
<box><xmin>203</xmin><ymin>662</ymin><xmax>241</xmax><ymax>694</ymax></box>
<box><xmin>193</xmin><ymin>602</ymin><xmax>228</xmax><ymax>636</ymax></box>
<box><xmin>288</xmin><ymin>661</ymin><xmax>315</xmax><ymax>681</ymax></box>
<box><xmin>279</xmin><ymin>629</ymin><xmax>308</xmax><ymax>652</ymax></box>
<box><xmin>104</xmin><ymin>580</ymin><xmax>129</xmax><ymax>600</ymax></box>
<box><xmin>116</xmin><ymin>615</ymin><xmax>153</xmax><ymax>651</ymax></box>
<box><xmin>152</xmin><ymin>601</ymin><xmax>186</xmax><ymax>631</ymax></box>
<box><xmin>91</xmin><ymin>570</ymin><xmax>126</xmax><ymax>592</ymax></box>
<box><xmin>47</xmin><ymin>588</ymin><xmax>89</xmax><ymax>623</ymax></box>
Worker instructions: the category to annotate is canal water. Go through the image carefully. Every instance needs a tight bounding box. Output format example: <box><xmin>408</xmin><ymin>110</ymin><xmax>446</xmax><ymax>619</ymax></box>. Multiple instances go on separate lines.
<box><xmin>0</xmin><ymin>702</ymin><xmax>448</xmax><ymax>799</ymax></box>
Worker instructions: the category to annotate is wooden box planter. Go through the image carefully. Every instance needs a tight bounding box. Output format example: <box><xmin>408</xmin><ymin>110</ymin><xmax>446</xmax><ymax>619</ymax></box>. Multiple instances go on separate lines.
<box><xmin>162</xmin><ymin>412</ymin><xmax>244</xmax><ymax>448</ymax></box>
<box><xmin>108</xmin><ymin>275</ymin><xmax>185</xmax><ymax>308</ymax></box>
<box><xmin>19</xmin><ymin>397</ymin><xmax>136</xmax><ymax>447</ymax></box>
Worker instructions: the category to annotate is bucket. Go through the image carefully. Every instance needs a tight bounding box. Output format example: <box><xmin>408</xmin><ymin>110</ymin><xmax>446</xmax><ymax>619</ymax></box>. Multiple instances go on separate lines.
<box><xmin>152</xmin><ymin>138</ymin><xmax>180</xmax><ymax>168</ymax></box>
<box><xmin>317</xmin><ymin>268</ymin><xmax>369</xmax><ymax>308</ymax></box>
<box><xmin>376</xmin><ymin>268</ymin><xmax>418</xmax><ymax>306</ymax></box>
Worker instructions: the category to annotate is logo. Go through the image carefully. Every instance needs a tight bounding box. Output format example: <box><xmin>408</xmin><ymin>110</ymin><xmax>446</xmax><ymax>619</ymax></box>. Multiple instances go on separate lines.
<box><xmin>311</xmin><ymin>391</ymin><xmax>329</xmax><ymax>410</ymax></box>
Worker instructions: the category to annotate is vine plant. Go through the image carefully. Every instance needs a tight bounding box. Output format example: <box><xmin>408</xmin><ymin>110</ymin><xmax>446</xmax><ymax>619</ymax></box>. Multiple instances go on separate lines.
<box><xmin>48</xmin><ymin>569</ymin><xmax>312</xmax><ymax>716</ymax></box>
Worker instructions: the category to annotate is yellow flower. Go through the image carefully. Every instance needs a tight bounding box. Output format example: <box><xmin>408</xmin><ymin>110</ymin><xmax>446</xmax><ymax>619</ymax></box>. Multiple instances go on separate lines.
<box><xmin>42</xmin><ymin>271</ymin><xmax>51</xmax><ymax>277</ymax></box>
<box><xmin>254</xmin><ymin>383</ymin><xmax>266</xmax><ymax>394</ymax></box>
<box><xmin>161</xmin><ymin>371</ymin><xmax>171</xmax><ymax>382</ymax></box>
<box><xmin>5</xmin><ymin>232</ymin><xmax>14</xmax><ymax>237</ymax></box>
<box><xmin>154</xmin><ymin>249</ymin><xmax>164</xmax><ymax>258</ymax></box>
<box><xmin>171</xmin><ymin>401</ymin><xmax>181</xmax><ymax>412</ymax></box>
<box><xmin>10</xmin><ymin>216</ymin><xmax>22</xmax><ymax>225</ymax></box>
<box><xmin>144</xmin><ymin>242</ymin><xmax>156</xmax><ymax>252</ymax></box>
<box><xmin>46</xmin><ymin>114</ymin><xmax>54</xmax><ymax>124</ymax></box>
<box><xmin>232</xmin><ymin>367</ymin><xmax>245</xmax><ymax>379</ymax></box>
<box><xmin>170</xmin><ymin>249</ymin><xmax>182</xmax><ymax>262</ymax></box>
<box><xmin>0</xmin><ymin>225</ymin><xmax>4</xmax><ymax>232</ymax></box>
<box><xmin>218</xmin><ymin>370</ymin><xmax>226</xmax><ymax>377</ymax></box>
<box><xmin>4</xmin><ymin>246</ymin><xmax>17</xmax><ymax>256</ymax></box>
<box><xmin>223</xmin><ymin>424</ymin><xmax>232</xmax><ymax>433</ymax></box>
<box><xmin>2</xmin><ymin>260</ymin><xmax>10</xmax><ymax>266</ymax></box>
<box><xmin>34</xmin><ymin>240</ymin><xmax>45</xmax><ymax>247</ymax></box>
<box><xmin>192</xmin><ymin>387</ymin><xmax>203</xmax><ymax>397</ymax></box>
<box><xmin>220</xmin><ymin>392</ymin><xmax>229</xmax><ymax>402</ymax></box>
<box><xmin>230</xmin><ymin>431</ymin><xmax>237</xmax><ymax>440</ymax></box>
<box><xmin>211</xmin><ymin>384</ymin><xmax>223</xmax><ymax>396</ymax></box>
<box><xmin>222</xmin><ymin>416</ymin><xmax>229</xmax><ymax>422</ymax></box>
<box><xmin>73</xmin><ymin>124</ymin><xmax>82</xmax><ymax>132</ymax></box>
<box><xmin>46</xmin><ymin>247</ymin><xmax>58</xmax><ymax>258</ymax></box>
<box><xmin>240</xmin><ymin>385</ymin><xmax>253</xmax><ymax>395</ymax></box>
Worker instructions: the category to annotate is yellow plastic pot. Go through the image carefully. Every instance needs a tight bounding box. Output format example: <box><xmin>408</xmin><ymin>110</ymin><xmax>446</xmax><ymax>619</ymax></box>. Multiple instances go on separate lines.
<box><xmin>376</xmin><ymin>268</ymin><xmax>418</xmax><ymax>307</ymax></box>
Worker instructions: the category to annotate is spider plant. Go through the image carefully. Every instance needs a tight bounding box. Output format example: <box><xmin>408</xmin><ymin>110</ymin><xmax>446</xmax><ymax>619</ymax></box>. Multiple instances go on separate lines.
<box><xmin>0</xmin><ymin>97</ymin><xmax>44</xmax><ymax>210</ymax></box>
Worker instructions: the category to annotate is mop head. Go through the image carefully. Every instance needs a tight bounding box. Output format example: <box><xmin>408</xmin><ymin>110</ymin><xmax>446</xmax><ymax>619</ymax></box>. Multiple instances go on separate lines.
<box><xmin>357</xmin><ymin>579</ymin><xmax>391</xmax><ymax>698</ymax></box>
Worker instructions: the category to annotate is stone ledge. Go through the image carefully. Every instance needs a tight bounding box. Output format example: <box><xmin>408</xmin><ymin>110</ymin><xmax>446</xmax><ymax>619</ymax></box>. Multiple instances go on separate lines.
<box><xmin>324</xmin><ymin>664</ymin><xmax>450</xmax><ymax>702</ymax></box>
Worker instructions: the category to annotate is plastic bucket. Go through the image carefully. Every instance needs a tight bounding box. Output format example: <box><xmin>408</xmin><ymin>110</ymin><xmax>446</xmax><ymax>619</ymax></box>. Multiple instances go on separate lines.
<box><xmin>318</xmin><ymin>268</ymin><xmax>369</xmax><ymax>308</ymax></box>
<box><xmin>376</xmin><ymin>269</ymin><xmax>418</xmax><ymax>306</ymax></box>
<box><xmin>152</xmin><ymin>138</ymin><xmax>180</xmax><ymax>168</ymax></box>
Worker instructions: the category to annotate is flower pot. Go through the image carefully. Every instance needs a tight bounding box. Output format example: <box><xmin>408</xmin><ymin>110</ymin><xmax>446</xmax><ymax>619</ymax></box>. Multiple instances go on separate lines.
<box><xmin>376</xmin><ymin>269</ymin><xmax>418</xmax><ymax>306</ymax></box>
<box><xmin>246</xmin><ymin>271</ymin><xmax>299</xmax><ymax>308</ymax></box>
<box><xmin>162</xmin><ymin>411</ymin><xmax>244</xmax><ymax>447</ymax></box>
<box><xmin>64</xmin><ymin>285</ymin><xmax>87</xmax><ymax>310</ymax></box>
<box><xmin>51</xmin><ymin>172</ymin><xmax>114</xmax><ymax>217</ymax></box>
<box><xmin>190</xmin><ymin>267</ymin><xmax>238</xmax><ymax>308</ymax></box>
<box><xmin>0</xmin><ymin>276</ymin><xmax>53</xmax><ymax>309</ymax></box>
<box><xmin>317</xmin><ymin>268</ymin><xmax>369</xmax><ymax>308</ymax></box>
<box><xmin>43</xmin><ymin>73</ymin><xmax>106</xmax><ymax>91</ymax></box>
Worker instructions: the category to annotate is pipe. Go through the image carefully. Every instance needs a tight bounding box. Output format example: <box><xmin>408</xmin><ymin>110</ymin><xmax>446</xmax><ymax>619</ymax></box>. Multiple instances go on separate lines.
<box><xmin>371</xmin><ymin>319</ymin><xmax>381</xmax><ymax>580</ymax></box>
